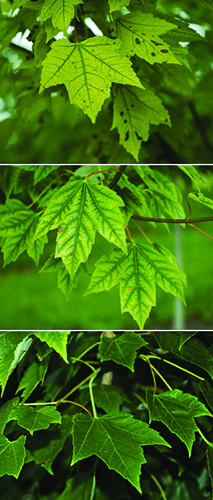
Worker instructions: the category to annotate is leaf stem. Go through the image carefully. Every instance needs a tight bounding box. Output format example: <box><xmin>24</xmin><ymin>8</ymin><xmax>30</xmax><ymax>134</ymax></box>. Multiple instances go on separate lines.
<box><xmin>72</xmin><ymin>342</ymin><xmax>100</xmax><ymax>363</ymax></box>
<box><xmin>56</xmin><ymin>371</ymin><xmax>100</xmax><ymax>407</ymax></box>
<box><xmin>125</xmin><ymin>224</ymin><xmax>136</xmax><ymax>244</ymax></box>
<box><xmin>189</xmin><ymin>223</ymin><xmax>213</xmax><ymax>240</ymax></box>
<box><xmin>149</xmin><ymin>363</ymin><xmax>173</xmax><ymax>392</ymax></box>
<box><xmin>61</xmin><ymin>399</ymin><xmax>92</xmax><ymax>417</ymax></box>
<box><xmin>132</xmin><ymin>214</ymin><xmax>213</xmax><ymax>224</ymax></box>
<box><xmin>86</xmin><ymin>168</ymin><xmax>118</xmax><ymax>179</ymax></box>
<box><xmin>108</xmin><ymin>165</ymin><xmax>127</xmax><ymax>189</ymax></box>
<box><xmin>140</xmin><ymin>354</ymin><xmax>205</xmax><ymax>381</ymax></box>
<box><xmin>70</xmin><ymin>357</ymin><xmax>97</xmax><ymax>372</ymax></box>
<box><xmin>160</xmin><ymin>358</ymin><xmax>205</xmax><ymax>380</ymax></box>
<box><xmin>150</xmin><ymin>473</ymin><xmax>168</xmax><ymax>500</ymax></box>
<box><xmin>132</xmin><ymin>219</ymin><xmax>153</xmax><ymax>243</ymax></box>
<box><xmin>89</xmin><ymin>369</ymin><xmax>101</xmax><ymax>418</ymax></box>
<box><xmin>197</xmin><ymin>426</ymin><xmax>213</xmax><ymax>447</ymax></box>
<box><xmin>73</xmin><ymin>19</ymin><xmax>78</xmax><ymax>42</ymax></box>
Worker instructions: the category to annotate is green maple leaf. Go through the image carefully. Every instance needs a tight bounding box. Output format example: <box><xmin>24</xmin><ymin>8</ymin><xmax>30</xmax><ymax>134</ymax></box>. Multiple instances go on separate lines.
<box><xmin>85</xmin><ymin>243</ymin><xmax>186</xmax><ymax>329</ymax></box>
<box><xmin>114</xmin><ymin>12</ymin><xmax>182</xmax><ymax>65</ymax></box>
<box><xmin>177</xmin><ymin>166</ymin><xmax>206</xmax><ymax>191</ymax></box>
<box><xmin>0</xmin><ymin>333</ymin><xmax>33</xmax><ymax>396</ymax></box>
<box><xmin>35</xmin><ymin>177</ymin><xmax>127</xmax><ymax>279</ymax></box>
<box><xmin>139</xmin><ymin>169</ymin><xmax>185</xmax><ymax>219</ymax></box>
<box><xmin>16</xmin><ymin>361</ymin><xmax>49</xmax><ymax>403</ymax></box>
<box><xmin>99</xmin><ymin>331</ymin><xmax>148</xmax><ymax>371</ymax></box>
<box><xmin>93</xmin><ymin>385</ymin><xmax>126</xmax><ymax>413</ymax></box>
<box><xmin>10</xmin><ymin>405</ymin><xmax>61</xmax><ymax>435</ymax></box>
<box><xmin>34</xmin><ymin>166</ymin><xmax>59</xmax><ymax>185</ymax></box>
<box><xmin>188</xmin><ymin>192</ymin><xmax>213</xmax><ymax>210</ymax></box>
<box><xmin>71</xmin><ymin>412</ymin><xmax>170</xmax><ymax>492</ymax></box>
<box><xmin>40</xmin><ymin>0</ymin><xmax>83</xmax><ymax>33</ymax></box>
<box><xmin>40</xmin><ymin>253</ymin><xmax>80</xmax><ymax>299</ymax></box>
<box><xmin>0</xmin><ymin>435</ymin><xmax>26</xmax><ymax>479</ymax></box>
<box><xmin>111</xmin><ymin>85</ymin><xmax>171</xmax><ymax>160</ymax></box>
<box><xmin>33</xmin><ymin>332</ymin><xmax>69</xmax><ymax>363</ymax></box>
<box><xmin>154</xmin><ymin>332</ymin><xmax>213</xmax><ymax>380</ymax></box>
<box><xmin>108</xmin><ymin>0</ymin><xmax>130</xmax><ymax>12</ymax></box>
<box><xmin>0</xmin><ymin>209</ymin><xmax>47</xmax><ymax>266</ymax></box>
<box><xmin>146</xmin><ymin>389</ymin><xmax>213</xmax><ymax>456</ymax></box>
<box><xmin>40</xmin><ymin>36</ymin><xmax>143</xmax><ymax>123</ymax></box>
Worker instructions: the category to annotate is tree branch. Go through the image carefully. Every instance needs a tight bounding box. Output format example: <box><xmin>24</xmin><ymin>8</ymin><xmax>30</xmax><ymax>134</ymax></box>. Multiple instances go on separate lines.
<box><xmin>108</xmin><ymin>166</ymin><xmax>127</xmax><ymax>189</ymax></box>
<box><xmin>131</xmin><ymin>214</ymin><xmax>213</xmax><ymax>224</ymax></box>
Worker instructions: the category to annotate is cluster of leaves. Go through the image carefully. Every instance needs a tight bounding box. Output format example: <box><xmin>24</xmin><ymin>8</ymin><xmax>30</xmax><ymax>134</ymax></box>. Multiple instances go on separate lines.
<box><xmin>1</xmin><ymin>165</ymin><xmax>213</xmax><ymax>329</ymax></box>
<box><xmin>0</xmin><ymin>330</ymin><xmax>213</xmax><ymax>499</ymax></box>
<box><xmin>1</xmin><ymin>0</ymin><xmax>213</xmax><ymax>163</ymax></box>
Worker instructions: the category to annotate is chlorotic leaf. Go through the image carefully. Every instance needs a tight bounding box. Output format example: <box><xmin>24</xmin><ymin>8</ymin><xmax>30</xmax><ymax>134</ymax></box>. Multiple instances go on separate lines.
<box><xmin>99</xmin><ymin>331</ymin><xmax>148</xmax><ymax>371</ymax></box>
<box><xmin>112</xmin><ymin>85</ymin><xmax>171</xmax><ymax>161</ymax></box>
<box><xmin>40</xmin><ymin>36</ymin><xmax>143</xmax><ymax>123</ymax></box>
<box><xmin>177</xmin><ymin>166</ymin><xmax>206</xmax><ymax>191</ymax></box>
<box><xmin>85</xmin><ymin>243</ymin><xmax>186</xmax><ymax>329</ymax></box>
<box><xmin>33</xmin><ymin>332</ymin><xmax>70</xmax><ymax>363</ymax></box>
<box><xmin>188</xmin><ymin>192</ymin><xmax>213</xmax><ymax>210</ymax></box>
<box><xmin>114</xmin><ymin>12</ymin><xmax>181</xmax><ymax>65</ymax></box>
<box><xmin>0</xmin><ymin>210</ymin><xmax>47</xmax><ymax>266</ymax></box>
<box><xmin>146</xmin><ymin>388</ymin><xmax>213</xmax><ymax>456</ymax></box>
<box><xmin>71</xmin><ymin>412</ymin><xmax>170</xmax><ymax>492</ymax></box>
<box><xmin>35</xmin><ymin>177</ymin><xmax>126</xmax><ymax>279</ymax></box>
<box><xmin>40</xmin><ymin>0</ymin><xmax>83</xmax><ymax>33</ymax></box>
<box><xmin>0</xmin><ymin>435</ymin><xmax>26</xmax><ymax>479</ymax></box>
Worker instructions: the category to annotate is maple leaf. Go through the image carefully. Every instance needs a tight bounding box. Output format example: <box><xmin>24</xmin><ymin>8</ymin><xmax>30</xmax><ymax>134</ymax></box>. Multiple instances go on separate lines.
<box><xmin>111</xmin><ymin>85</ymin><xmax>171</xmax><ymax>160</ymax></box>
<box><xmin>35</xmin><ymin>176</ymin><xmax>126</xmax><ymax>279</ymax></box>
<box><xmin>114</xmin><ymin>12</ymin><xmax>182</xmax><ymax>65</ymax></box>
<box><xmin>40</xmin><ymin>36</ymin><xmax>143</xmax><ymax>123</ymax></box>
<box><xmin>40</xmin><ymin>0</ymin><xmax>83</xmax><ymax>33</ymax></box>
<box><xmin>71</xmin><ymin>412</ymin><xmax>170</xmax><ymax>492</ymax></box>
<box><xmin>108</xmin><ymin>0</ymin><xmax>130</xmax><ymax>12</ymax></box>
<box><xmin>146</xmin><ymin>389</ymin><xmax>213</xmax><ymax>456</ymax></box>
<box><xmin>85</xmin><ymin>242</ymin><xmax>186</xmax><ymax>329</ymax></box>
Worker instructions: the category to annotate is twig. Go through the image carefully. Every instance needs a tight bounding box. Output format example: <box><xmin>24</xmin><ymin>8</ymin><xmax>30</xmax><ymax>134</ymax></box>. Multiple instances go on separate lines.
<box><xmin>108</xmin><ymin>166</ymin><xmax>127</xmax><ymax>189</ymax></box>
<box><xmin>131</xmin><ymin>214</ymin><xmax>213</xmax><ymax>224</ymax></box>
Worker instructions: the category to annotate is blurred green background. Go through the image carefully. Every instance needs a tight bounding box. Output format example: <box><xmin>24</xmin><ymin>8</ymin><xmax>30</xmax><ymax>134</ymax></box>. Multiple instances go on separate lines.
<box><xmin>0</xmin><ymin>169</ymin><xmax>213</xmax><ymax>330</ymax></box>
